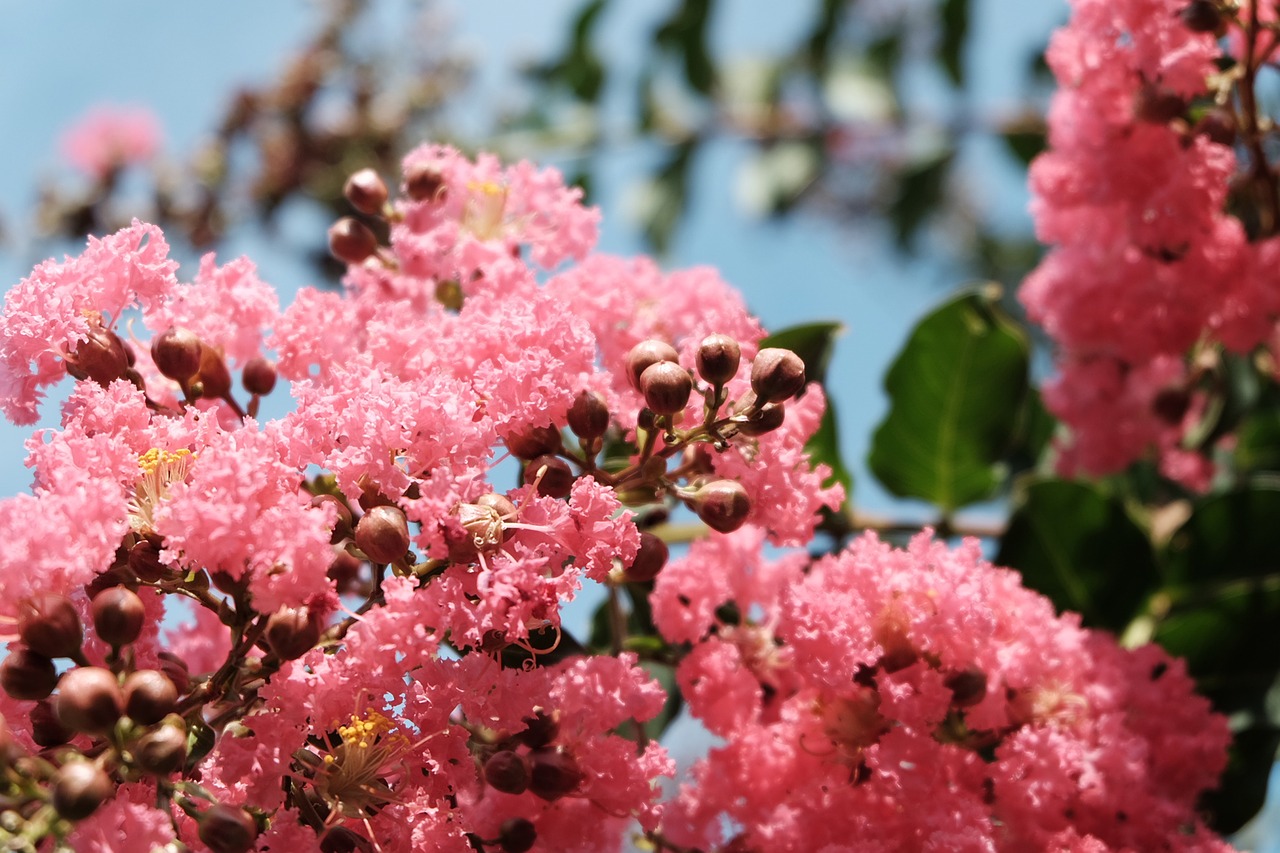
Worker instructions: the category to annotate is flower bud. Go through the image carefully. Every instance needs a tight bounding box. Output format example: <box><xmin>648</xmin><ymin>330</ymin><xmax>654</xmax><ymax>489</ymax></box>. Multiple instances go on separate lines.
<box><xmin>944</xmin><ymin>669</ymin><xmax>988</xmax><ymax>708</ymax></box>
<box><xmin>529</xmin><ymin>749</ymin><xmax>583</xmax><ymax>801</ymax></box>
<box><xmin>242</xmin><ymin>356</ymin><xmax>277</xmax><ymax>396</ymax></box>
<box><xmin>498</xmin><ymin>818</ymin><xmax>537</xmax><ymax>853</ymax></box>
<box><xmin>54</xmin><ymin>666</ymin><xmax>124</xmax><ymax>734</ymax></box>
<box><xmin>19</xmin><ymin>593</ymin><xmax>83</xmax><ymax>659</ymax></box>
<box><xmin>264</xmin><ymin>606</ymin><xmax>321</xmax><ymax>661</ymax></box>
<box><xmin>624</xmin><ymin>532</ymin><xmax>669</xmax><ymax>583</ymax></box>
<box><xmin>91</xmin><ymin>586</ymin><xmax>145</xmax><ymax>647</ymax></box>
<box><xmin>52</xmin><ymin>762</ymin><xmax>114</xmax><ymax>821</ymax></box>
<box><xmin>518</xmin><ymin>710</ymin><xmax>560</xmax><ymax>750</ymax></box>
<box><xmin>327</xmin><ymin>549</ymin><xmax>362</xmax><ymax>590</ymax></box>
<box><xmin>355</xmin><ymin>505</ymin><xmax>410</xmax><ymax>564</ymax></box>
<box><xmin>640</xmin><ymin>361</ymin><xmax>693</xmax><ymax>415</ymax></box>
<box><xmin>157</xmin><ymin>651</ymin><xmax>191</xmax><ymax>696</ymax></box>
<box><xmin>320</xmin><ymin>827</ymin><xmax>368</xmax><ymax>853</ymax></box>
<box><xmin>198</xmin><ymin>804</ymin><xmax>259</xmax><ymax>853</ymax></box>
<box><xmin>128</xmin><ymin>537</ymin><xmax>169</xmax><ymax>582</ymax></box>
<box><xmin>31</xmin><ymin>699</ymin><xmax>72</xmax><ymax>747</ymax></box>
<box><xmin>405</xmin><ymin>164</ymin><xmax>447</xmax><ymax>201</ymax></box>
<box><xmin>1180</xmin><ymin>0</ymin><xmax>1222</xmax><ymax>32</ymax></box>
<box><xmin>625</xmin><ymin>340</ymin><xmax>680</xmax><ymax>392</ymax></box>
<box><xmin>483</xmin><ymin>749</ymin><xmax>531</xmax><ymax>794</ymax></box>
<box><xmin>133</xmin><ymin>717</ymin><xmax>188</xmax><ymax>775</ymax></box>
<box><xmin>567</xmin><ymin>389</ymin><xmax>609</xmax><ymax>440</ymax></box>
<box><xmin>524</xmin><ymin>455</ymin><xmax>574</xmax><ymax>499</ymax></box>
<box><xmin>1133</xmin><ymin>83</ymin><xmax>1185</xmax><ymax>125</ymax></box>
<box><xmin>697</xmin><ymin>334</ymin><xmax>742</xmax><ymax>385</ymax></box>
<box><xmin>343</xmin><ymin>168</ymin><xmax>389</xmax><ymax>215</ymax></box>
<box><xmin>1195</xmin><ymin>107</ymin><xmax>1238</xmax><ymax>146</ymax></box>
<box><xmin>196</xmin><ymin>344</ymin><xmax>233</xmax><ymax>400</ymax></box>
<box><xmin>68</xmin><ymin>326</ymin><xmax>130</xmax><ymax>385</ymax></box>
<box><xmin>737</xmin><ymin>402</ymin><xmax>785</xmax><ymax>436</ymax></box>
<box><xmin>124</xmin><ymin>670</ymin><xmax>178</xmax><ymax>725</ymax></box>
<box><xmin>505</xmin><ymin>424</ymin><xmax>562</xmax><ymax>460</ymax></box>
<box><xmin>690</xmin><ymin>480</ymin><xmax>751</xmax><ymax>533</ymax></box>
<box><xmin>150</xmin><ymin>327</ymin><xmax>202</xmax><ymax>383</ymax></box>
<box><xmin>328</xmin><ymin>217</ymin><xmax>379</xmax><ymax>264</ymax></box>
<box><xmin>750</xmin><ymin>348</ymin><xmax>805</xmax><ymax>403</ymax></box>
<box><xmin>0</xmin><ymin>648</ymin><xmax>58</xmax><ymax>700</ymax></box>
<box><xmin>476</xmin><ymin>492</ymin><xmax>518</xmax><ymax>519</ymax></box>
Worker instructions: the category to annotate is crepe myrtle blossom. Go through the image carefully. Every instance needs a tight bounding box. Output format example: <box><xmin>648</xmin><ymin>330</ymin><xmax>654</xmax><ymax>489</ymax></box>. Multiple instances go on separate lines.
<box><xmin>0</xmin><ymin>143</ymin><xmax>1233</xmax><ymax>852</ymax></box>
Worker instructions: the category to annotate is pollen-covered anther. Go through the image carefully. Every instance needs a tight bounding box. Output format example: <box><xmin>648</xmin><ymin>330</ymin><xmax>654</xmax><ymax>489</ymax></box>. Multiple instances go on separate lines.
<box><xmin>299</xmin><ymin>708</ymin><xmax>414</xmax><ymax>820</ymax></box>
<box><xmin>129</xmin><ymin>448</ymin><xmax>195</xmax><ymax>534</ymax></box>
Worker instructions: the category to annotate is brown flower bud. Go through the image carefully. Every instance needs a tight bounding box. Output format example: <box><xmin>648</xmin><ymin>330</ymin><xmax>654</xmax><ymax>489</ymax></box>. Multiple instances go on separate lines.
<box><xmin>625</xmin><ymin>340</ymin><xmax>680</xmax><ymax>392</ymax></box>
<box><xmin>198</xmin><ymin>804</ymin><xmax>259</xmax><ymax>853</ymax></box>
<box><xmin>320</xmin><ymin>827</ymin><xmax>369</xmax><ymax>853</ymax></box>
<box><xmin>124</xmin><ymin>670</ymin><xmax>178</xmax><ymax>725</ymax></box>
<box><xmin>242</xmin><ymin>356</ymin><xmax>277</xmax><ymax>396</ymax></box>
<box><xmin>328</xmin><ymin>217</ymin><xmax>378</xmax><ymax>264</ymax></box>
<box><xmin>524</xmin><ymin>455</ymin><xmax>574</xmax><ymax>499</ymax></box>
<box><xmin>1133</xmin><ymin>83</ymin><xmax>1186</xmax><ymax>125</ymax></box>
<box><xmin>483</xmin><ymin>749</ymin><xmax>531</xmax><ymax>794</ymax></box>
<box><xmin>127</xmin><ymin>537</ymin><xmax>169</xmax><ymax>582</ymax></box>
<box><xmin>355</xmin><ymin>505</ymin><xmax>410</xmax><ymax>564</ymax></box>
<box><xmin>1</xmin><ymin>648</ymin><xmax>58</xmax><ymax>700</ymax></box>
<box><xmin>476</xmin><ymin>492</ymin><xmax>518</xmax><ymax>519</ymax></box>
<box><xmin>517</xmin><ymin>710</ymin><xmax>560</xmax><ymax>750</ymax></box>
<box><xmin>944</xmin><ymin>669</ymin><xmax>988</xmax><ymax>708</ymax></box>
<box><xmin>690</xmin><ymin>480</ymin><xmax>751</xmax><ymax>533</ymax></box>
<box><xmin>697</xmin><ymin>334</ymin><xmax>742</xmax><ymax>385</ymax></box>
<box><xmin>506</xmin><ymin>424</ymin><xmax>562</xmax><ymax>460</ymax></box>
<box><xmin>196</xmin><ymin>344</ymin><xmax>233</xmax><ymax>400</ymax></box>
<box><xmin>640</xmin><ymin>361</ymin><xmax>693</xmax><ymax>415</ymax></box>
<box><xmin>19</xmin><ymin>593</ymin><xmax>83</xmax><ymax>659</ymax></box>
<box><xmin>133</xmin><ymin>716</ymin><xmax>188</xmax><ymax>775</ymax></box>
<box><xmin>1180</xmin><ymin>0</ymin><xmax>1222</xmax><ymax>32</ymax></box>
<box><xmin>52</xmin><ymin>762</ymin><xmax>114</xmax><ymax>821</ymax></box>
<box><xmin>567</xmin><ymin>389</ymin><xmax>609</xmax><ymax>440</ymax></box>
<box><xmin>343</xmin><ymin>168</ymin><xmax>389</xmax><ymax>215</ymax></box>
<box><xmin>498</xmin><ymin>818</ymin><xmax>537</xmax><ymax>853</ymax></box>
<box><xmin>405</xmin><ymin>164</ymin><xmax>447</xmax><ymax>201</ymax></box>
<box><xmin>624</xmin><ymin>532</ymin><xmax>669</xmax><ymax>583</ymax></box>
<box><xmin>91</xmin><ymin>586</ymin><xmax>145</xmax><ymax>647</ymax></box>
<box><xmin>1195</xmin><ymin>107</ymin><xmax>1238</xmax><ymax>147</ymax></box>
<box><xmin>737</xmin><ymin>402</ymin><xmax>785</xmax><ymax>436</ymax></box>
<box><xmin>54</xmin><ymin>666</ymin><xmax>124</xmax><ymax>734</ymax></box>
<box><xmin>150</xmin><ymin>327</ymin><xmax>202</xmax><ymax>383</ymax></box>
<box><xmin>528</xmin><ymin>749</ymin><xmax>583</xmax><ymax>801</ymax></box>
<box><xmin>327</xmin><ymin>549</ymin><xmax>362</xmax><ymax>590</ymax></box>
<box><xmin>31</xmin><ymin>699</ymin><xmax>72</xmax><ymax>746</ymax></box>
<box><xmin>157</xmin><ymin>651</ymin><xmax>191</xmax><ymax>696</ymax></box>
<box><xmin>750</xmin><ymin>348</ymin><xmax>806</xmax><ymax>403</ymax></box>
<box><xmin>68</xmin><ymin>326</ymin><xmax>130</xmax><ymax>385</ymax></box>
<box><xmin>264</xmin><ymin>606</ymin><xmax>321</xmax><ymax>661</ymax></box>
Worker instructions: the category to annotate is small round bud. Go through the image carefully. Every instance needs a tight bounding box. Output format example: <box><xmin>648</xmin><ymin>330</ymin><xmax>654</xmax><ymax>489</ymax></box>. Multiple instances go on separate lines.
<box><xmin>31</xmin><ymin>699</ymin><xmax>72</xmax><ymax>746</ymax></box>
<box><xmin>54</xmin><ymin>666</ymin><xmax>124</xmax><ymax>734</ymax></box>
<box><xmin>264</xmin><ymin>606</ymin><xmax>321</xmax><ymax>661</ymax></box>
<box><xmin>312</xmin><ymin>493</ymin><xmax>354</xmax><ymax>543</ymax></box>
<box><xmin>328</xmin><ymin>217</ymin><xmax>379</xmax><ymax>264</ymax></box>
<box><xmin>1180</xmin><ymin>0</ymin><xmax>1222</xmax><ymax>32</ymax></box>
<box><xmin>524</xmin><ymin>455</ymin><xmax>575</xmax><ymax>499</ymax></box>
<box><xmin>196</xmin><ymin>344</ymin><xmax>233</xmax><ymax>399</ymax></box>
<box><xmin>343</xmin><ymin>168</ymin><xmax>389</xmax><ymax>215</ymax></box>
<box><xmin>529</xmin><ymin>749</ymin><xmax>583</xmax><ymax>801</ymax></box>
<box><xmin>1133</xmin><ymin>84</ymin><xmax>1186</xmax><ymax>125</ymax></box>
<box><xmin>697</xmin><ymin>334</ymin><xmax>742</xmax><ymax>385</ymax></box>
<box><xmin>133</xmin><ymin>718</ymin><xmax>188</xmax><ymax>775</ymax></box>
<box><xmin>124</xmin><ymin>670</ymin><xmax>178</xmax><ymax>725</ymax></box>
<box><xmin>690</xmin><ymin>480</ymin><xmax>751</xmax><ymax>533</ymax></box>
<box><xmin>242</xmin><ymin>356</ymin><xmax>277</xmax><ymax>396</ymax></box>
<box><xmin>737</xmin><ymin>402</ymin><xmax>786</xmax><ymax>436</ymax></box>
<box><xmin>198</xmin><ymin>804</ymin><xmax>259</xmax><ymax>853</ymax></box>
<box><xmin>327</xmin><ymin>549</ymin><xmax>362</xmax><ymax>590</ymax></box>
<box><xmin>19</xmin><ymin>593</ymin><xmax>83</xmax><ymax>659</ymax></box>
<box><xmin>321</xmin><ymin>827</ymin><xmax>369</xmax><ymax>853</ymax></box>
<box><xmin>624</xmin><ymin>532</ymin><xmax>669</xmax><ymax>583</ymax></box>
<box><xmin>1</xmin><ymin>648</ymin><xmax>58</xmax><ymax>700</ymax></box>
<box><xmin>1196</xmin><ymin>106</ymin><xmax>1238</xmax><ymax>146</ymax></box>
<box><xmin>405</xmin><ymin>163</ymin><xmax>447</xmax><ymax>201</ymax></box>
<box><xmin>640</xmin><ymin>361</ymin><xmax>693</xmax><ymax>415</ymax></box>
<box><xmin>750</xmin><ymin>348</ymin><xmax>806</xmax><ymax>403</ymax></box>
<box><xmin>157</xmin><ymin>651</ymin><xmax>191</xmax><ymax>696</ymax></box>
<box><xmin>944</xmin><ymin>669</ymin><xmax>988</xmax><ymax>708</ymax></box>
<box><xmin>68</xmin><ymin>327</ymin><xmax>130</xmax><ymax>385</ymax></box>
<box><xmin>1152</xmin><ymin>388</ymin><xmax>1192</xmax><ymax>425</ymax></box>
<box><xmin>150</xmin><ymin>327</ymin><xmax>202</xmax><ymax>383</ymax></box>
<box><xmin>483</xmin><ymin>749</ymin><xmax>531</xmax><ymax>794</ymax></box>
<box><xmin>518</xmin><ymin>710</ymin><xmax>560</xmax><ymax>750</ymax></box>
<box><xmin>52</xmin><ymin>762</ymin><xmax>114</xmax><ymax>821</ymax></box>
<box><xmin>567</xmin><ymin>389</ymin><xmax>609</xmax><ymax>440</ymax></box>
<box><xmin>625</xmin><ymin>340</ymin><xmax>680</xmax><ymax>392</ymax></box>
<box><xmin>91</xmin><ymin>586</ymin><xmax>145</xmax><ymax>647</ymax></box>
<box><xmin>498</xmin><ymin>818</ymin><xmax>537</xmax><ymax>853</ymax></box>
<box><xmin>476</xmin><ymin>492</ymin><xmax>517</xmax><ymax>519</ymax></box>
<box><xmin>505</xmin><ymin>424</ymin><xmax>562</xmax><ymax>460</ymax></box>
<box><xmin>128</xmin><ymin>537</ymin><xmax>169</xmax><ymax>582</ymax></box>
<box><xmin>355</xmin><ymin>505</ymin><xmax>410</xmax><ymax>564</ymax></box>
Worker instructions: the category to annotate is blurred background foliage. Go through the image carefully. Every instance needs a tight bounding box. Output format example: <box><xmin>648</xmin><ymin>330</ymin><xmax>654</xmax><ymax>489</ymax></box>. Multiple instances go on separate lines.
<box><xmin>12</xmin><ymin>0</ymin><xmax>1280</xmax><ymax>843</ymax></box>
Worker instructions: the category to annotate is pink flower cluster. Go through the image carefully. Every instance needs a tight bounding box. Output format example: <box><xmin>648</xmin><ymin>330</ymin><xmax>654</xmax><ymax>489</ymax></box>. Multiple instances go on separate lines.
<box><xmin>1022</xmin><ymin>0</ymin><xmax>1280</xmax><ymax>487</ymax></box>
<box><xmin>59</xmin><ymin>105</ymin><xmax>162</xmax><ymax>180</ymax></box>
<box><xmin>0</xmin><ymin>142</ymin><xmax>1235</xmax><ymax>852</ymax></box>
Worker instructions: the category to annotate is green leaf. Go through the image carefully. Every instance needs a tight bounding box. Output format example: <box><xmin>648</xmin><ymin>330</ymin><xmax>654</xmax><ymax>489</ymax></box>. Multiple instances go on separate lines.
<box><xmin>1202</xmin><ymin>725</ymin><xmax>1280</xmax><ymax>834</ymax></box>
<box><xmin>887</xmin><ymin>150</ymin><xmax>953</xmax><ymax>251</ymax></box>
<box><xmin>633</xmin><ymin>660</ymin><xmax>684</xmax><ymax>741</ymax></box>
<box><xmin>1236</xmin><ymin>410</ymin><xmax>1280</xmax><ymax>473</ymax></box>
<box><xmin>938</xmin><ymin>0</ymin><xmax>969</xmax><ymax>86</ymax></box>
<box><xmin>642</xmin><ymin>139</ymin><xmax>698</xmax><ymax>254</ymax></box>
<box><xmin>869</xmin><ymin>286</ymin><xmax>1029</xmax><ymax>512</ymax></box>
<box><xmin>653</xmin><ymin>0</ymin><xmax>715</xmax><ymax>95</ymax></box>
<box><xmin>1164</xmin><ymin>484</ymin><xmax>1280</xmax><ymax>585</ymax></box>
<box><xmin>1000</xmin><ymin>129</ymin><xmax>1045</xmax><ymax>166</ymax></box>
<box><xmin>996</xmin><ymin>480</ymin><xmax>1159</xmax><ymax>630</ymax></box>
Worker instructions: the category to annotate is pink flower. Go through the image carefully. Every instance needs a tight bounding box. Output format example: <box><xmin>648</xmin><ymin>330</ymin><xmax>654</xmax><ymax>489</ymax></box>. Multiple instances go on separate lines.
<box><xmin>59</xmin><ymin>105</ymin><xmax>162</xmax><ymax>179</ymax></box>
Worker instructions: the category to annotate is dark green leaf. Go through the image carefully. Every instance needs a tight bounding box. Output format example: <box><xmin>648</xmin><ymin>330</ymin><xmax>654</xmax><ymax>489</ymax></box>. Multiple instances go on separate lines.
<box><xmin>1007</xmin><ymin>386</ymin><xmax>1055</xmax><ymax>472</ymax></box>
<box><xmin>866</xmin><ymin>31</ymin><xmax>903</xmax><ymax>78</ymax></box>
<box><xmin>653</xmin><ymin>0</ymin><xmax>715</xmax><ymax>95</ymax></box>
<box><xmin>996</xmin><ymin>480</ymin><xmax>1159</xmax><ymax>630</ymax></box>
<box><xmin>1164</xmin><ymin>484</ymin><xmax>1280</xmax><ymax>584</ymax></box>
<box><xmin>887</xmin><ymin>150</ymin><xmax>953</xmax><ymax>251</ymax></box>
<box><xmin>869</xmin><ymin>286</ymin><xmax>1029</xmax><ymax>511</ymax></box>
<box><xmin>1000</xmin><ymin>129</ymin><xmax>1046</xmax><ymax>166</ymax></box>
<box><xmin>1235</xmin><ymin>410</ymin><xmax>1280</xmax><ymax>473</ymax></box>
<box><xmin>938</xmin><ymin>0</ymin><xmax>969</xmax><ymax>86</ymax></box>
<box><xmin>803</xmin><ymin>0</ymin><xmax>843</xmax><ymax>77</ymax></box>
<box><xmin>1201</xmin><ymin>725</ymin><xmax>1280</xmax><ymax>834</ymax></box>
<box><xmin>642</xmin><ymin>140</ymin><xmax>698</xmax><ymax>254</ymax></box>
<box><xmin>633</xmin><ymin>660</ymin><xmax>683</xmax><ymax>741</ymax></box>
